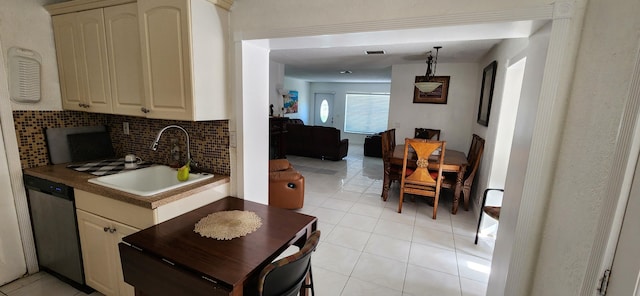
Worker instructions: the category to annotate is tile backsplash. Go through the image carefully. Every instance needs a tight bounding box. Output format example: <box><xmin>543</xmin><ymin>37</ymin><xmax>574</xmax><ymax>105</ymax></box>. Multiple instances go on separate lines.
<box><xmin>13</xmin><ymin>111</ymin><xmax>230</xmax><ymax>176</ymax></box>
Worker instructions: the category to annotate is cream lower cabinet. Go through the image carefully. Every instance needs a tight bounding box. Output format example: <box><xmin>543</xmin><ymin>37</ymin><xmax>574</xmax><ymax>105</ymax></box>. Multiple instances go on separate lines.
<box><xmin>74</xmin><ymin>183</ymin><xmax>228</xmax><ymax>295</ymax></box>
<box><xmin>76</xmin><ymin>210</ymin><xmax>137</xmax><ymax>296</ymax></box>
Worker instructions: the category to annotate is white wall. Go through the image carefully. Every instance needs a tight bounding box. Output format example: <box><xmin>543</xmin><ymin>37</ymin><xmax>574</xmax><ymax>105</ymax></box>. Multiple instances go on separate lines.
<box><xmin>309</xmin><ymin>82</ymin><xmax>390</xmax><ymax>145</ymax></box>
<box><xmin>0</xmin><ymin>0</ymin><xmax>62</xmax><ymax>111</ymax></box>
<box><xmin>471</xmin><ymin>37</ymin><xmax>534</xmax><ymax>213</ymax></box>
<box><xmin>238</xmin><ymin>41</ymin><xmax>270</xmax><ymax>204</ymax></box>
<box><xmin>390</xmin><ymin>62</ymin><xmax>478</xmax><ymax>152</ymax></box>
<box><xmin>269</xmin><ymin>62</ymin><xmax>310</xmax><ymax>122</ymax></box>
<box><xmin>283</xmin><ymin>77</ymin><xmax>310</xmax><ymax>123</ymax></box>
<box><xmin>0</xmin><ymin>0</ymin><xmax>65</xmax><ymax>274</ymax></box>
<box><xmin>269</xmin><ymin>61</ymin><xmax>285</xmax><ymax>115</ymax></box>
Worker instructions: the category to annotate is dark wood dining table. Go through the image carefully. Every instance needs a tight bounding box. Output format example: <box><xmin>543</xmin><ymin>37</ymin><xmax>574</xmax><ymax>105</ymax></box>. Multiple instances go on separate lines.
<box><xmin>119</xmin><ymin>196</ymin><xmax>317</xmax><ymax>296</ymax></box>
<box><xmin>383</xmin><ymin>145</ymin><xmax>469</xmax><ymax>214</ymax></box>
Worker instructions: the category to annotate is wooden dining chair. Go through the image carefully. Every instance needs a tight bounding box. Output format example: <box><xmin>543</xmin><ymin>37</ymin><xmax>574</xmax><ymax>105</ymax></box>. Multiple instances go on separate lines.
<box><xmin>398</xmin><ymin>138</ymin><xmax>446</xmax><ymax>219</ymax></box>
<box><xmin>475</xmin><ymin>188</ymin><xmax>503</xmax><ymax>244</ymax></box>
<box><xmin>414</xmin><ymin>128</ymin><xmax>441</xmax><ymax>140</ymax></box>
<box><xmin>258</xmin><ymin>230</ymin><xmax>321</xmax><ymax>296</ymax></box>
<box><xmin>443</xmin><ymin>134</ymin><xmax>485</xmax><ymax>210</ymax></box>
<box><xmin>381</xmin><ymin>129</ymin><xmax>402</xmax><ymax>201</ymax></box>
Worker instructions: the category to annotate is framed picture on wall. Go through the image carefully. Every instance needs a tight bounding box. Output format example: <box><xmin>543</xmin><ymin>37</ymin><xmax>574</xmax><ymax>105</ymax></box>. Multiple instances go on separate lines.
<box><xmin>477</xmin><ymin>61</ymin><xmax>497</xmax><ymax>126</ymax></box>
<box><xmin>283</xmin><ymin>90</ymin><xmax>298</xmax><ymax>114</ymax></box>
<box><xmin>413</xmin><ymin>76</ymin><xmax>450</xmax><ymax>104</ymax></box>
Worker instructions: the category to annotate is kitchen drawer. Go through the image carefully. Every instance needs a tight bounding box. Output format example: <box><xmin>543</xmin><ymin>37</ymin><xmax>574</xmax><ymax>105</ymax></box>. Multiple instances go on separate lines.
<box><xmin>75</xmin><ymin>189</ymin><xmax>154</xmax><ymax>229</ymax></box>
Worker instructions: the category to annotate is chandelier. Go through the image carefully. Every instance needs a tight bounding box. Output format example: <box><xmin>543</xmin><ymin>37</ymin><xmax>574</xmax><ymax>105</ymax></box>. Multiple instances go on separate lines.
<box><xmin>414</xmin><ymin>46</ymin><xmax>442</xmax><ymax>93</ymax></box>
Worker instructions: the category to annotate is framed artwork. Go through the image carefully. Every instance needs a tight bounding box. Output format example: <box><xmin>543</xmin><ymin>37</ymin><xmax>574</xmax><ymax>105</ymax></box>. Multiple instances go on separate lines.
<box><xmin>283</xmin><ymin>90</ymin><xmax>298</xmax><ymax>114</ymax></box>
<box><xmin>413</xmin><ymin>76</ymin><xmax>450</xmax><ymax>104</ymax></box>
<box><xmin>477</xmin><ymin>61</ymin><xmax>497</xmax><ymax>126</ymax></box>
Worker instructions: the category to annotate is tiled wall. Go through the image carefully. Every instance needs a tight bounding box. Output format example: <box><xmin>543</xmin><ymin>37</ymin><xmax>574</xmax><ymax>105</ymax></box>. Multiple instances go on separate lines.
<box><xmin>13</xmin><ymin>111</ymin><xmax>107</xmax><ymax>168</ymax></box>
<box><xmin>13</xmin><ymin>111</ymin><xmax>230</xmax><ymax>176</ymax></box>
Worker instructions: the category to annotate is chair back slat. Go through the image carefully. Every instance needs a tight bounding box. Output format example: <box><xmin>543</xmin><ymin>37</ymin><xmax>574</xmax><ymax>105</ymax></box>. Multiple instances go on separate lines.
<box><xmin>398</xmin><ymin>138</ymin><xmax>446</xmax><ymax>219</ymax></box>
<box><xmin>414</xmin><ymin>128</ymin><xmax>441</xmax><ymax>140</ymax></box>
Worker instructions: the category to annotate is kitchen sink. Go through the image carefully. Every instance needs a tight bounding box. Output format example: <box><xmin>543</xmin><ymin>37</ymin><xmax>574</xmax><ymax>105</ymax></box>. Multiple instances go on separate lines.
<box><xmin>88</xmin><ymin>165</ymin><xmax>214</xmax><ymax>197</ymax></box>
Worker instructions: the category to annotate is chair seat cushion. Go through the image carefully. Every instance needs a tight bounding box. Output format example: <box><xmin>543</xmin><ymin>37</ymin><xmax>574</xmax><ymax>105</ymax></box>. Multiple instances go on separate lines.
<box><xmin>483</xmin><ymin>206</ymin><xmax>501</xmax><ymax>220</ymax></box>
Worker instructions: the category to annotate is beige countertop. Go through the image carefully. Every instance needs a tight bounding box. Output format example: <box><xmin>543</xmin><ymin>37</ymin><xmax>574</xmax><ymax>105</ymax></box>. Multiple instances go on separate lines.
<box><xmin>23</xmin><ymin>164</ymin><xmax>230</xmax><ymax>209</ymax></box>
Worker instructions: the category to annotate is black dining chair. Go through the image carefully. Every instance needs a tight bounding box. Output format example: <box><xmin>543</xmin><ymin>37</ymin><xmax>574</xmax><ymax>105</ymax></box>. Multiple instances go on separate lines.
<box><xmin>258</xmin><ymin>230</ymin><xmax>321</xmax><ymax>296</ymax></box>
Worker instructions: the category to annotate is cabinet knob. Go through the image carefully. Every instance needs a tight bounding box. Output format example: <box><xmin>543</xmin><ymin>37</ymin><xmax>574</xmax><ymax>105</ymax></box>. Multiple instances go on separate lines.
<box><xmin>141</xmin><ymin>107</ymin><xmax>150</xmax><ymax>113</ymax></box>
<box><xmin>103</xmin><ymin>227</ymin><xmax>116</xmax><ymax>233</ymax></box>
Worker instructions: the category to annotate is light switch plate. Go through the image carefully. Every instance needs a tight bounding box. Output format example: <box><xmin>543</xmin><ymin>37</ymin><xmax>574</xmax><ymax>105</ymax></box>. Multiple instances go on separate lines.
<box><xmin>229</xmin><ymin>131</ymin><xmax>237</xmax><ymax>148</ymax></box>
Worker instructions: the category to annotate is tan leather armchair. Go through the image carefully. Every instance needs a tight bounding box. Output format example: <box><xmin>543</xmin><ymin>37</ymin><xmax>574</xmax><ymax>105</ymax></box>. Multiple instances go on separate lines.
<box><xmin>269</xmin><ymin>159</ymin><xmax>305</xmax><ymax>209</ymax></box>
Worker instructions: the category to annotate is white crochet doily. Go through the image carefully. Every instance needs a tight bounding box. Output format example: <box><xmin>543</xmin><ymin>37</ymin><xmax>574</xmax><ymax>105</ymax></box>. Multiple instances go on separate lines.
<box><xmin>194</xmin><ymin>210</ymin><xmax>262</xmax><ymax>240</ymax></box>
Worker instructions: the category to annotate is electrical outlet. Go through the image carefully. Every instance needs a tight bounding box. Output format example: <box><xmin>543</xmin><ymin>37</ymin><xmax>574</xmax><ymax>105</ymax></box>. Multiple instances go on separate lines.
<box><xmin>123</xmin><ymin>122</ymin><xmax>130</xmax><ymax>135</ymax></box>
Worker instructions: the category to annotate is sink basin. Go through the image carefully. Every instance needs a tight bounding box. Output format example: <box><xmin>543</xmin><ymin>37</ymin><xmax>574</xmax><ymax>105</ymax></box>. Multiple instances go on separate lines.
<box><xmin>88</xmin><ymin>165</ymin><xmax>214</xmax><ymax>197</ymax></box>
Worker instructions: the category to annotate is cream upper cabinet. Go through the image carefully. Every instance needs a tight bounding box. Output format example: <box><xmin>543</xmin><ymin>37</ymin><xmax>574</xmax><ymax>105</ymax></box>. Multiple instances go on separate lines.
<box><xmin>104</xmin><ymin>3</ymin><xmax>146</xmax><ymax>116</ymax></box>
<box><xmin>138</xmin><ymin>0</ymin><xmax>229</xmax><ymax>121</ymax></box>
<box><xmin>52</xmin><ymin>13</ymin><xmax>83</xmax><ymax>110</ymax></box>
<box><xmin>53</xmin><ymin>9</ymin><xmax>112</xmax><ymax>113</ymax></box>
<box><xmin>76</xmin><ymin>9</ymin><xmax>112</xmax><ymax>113</ymax></box>
<box><xmin>49</xmin><ymin>0</ymin><xmax>229</xmax><ymax>120</ymax></box>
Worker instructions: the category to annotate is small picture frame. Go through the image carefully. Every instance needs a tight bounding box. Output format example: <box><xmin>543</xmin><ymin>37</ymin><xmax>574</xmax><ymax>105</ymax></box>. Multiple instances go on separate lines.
<box><xmin>477</xmin><ymin>61</ymin><xmax>497</xmax><ymax>126</ymax></box>
<box><xmin>413</xmin><ymin>76</ymin><xmax>450</xmax><ymax>104</ymax></box>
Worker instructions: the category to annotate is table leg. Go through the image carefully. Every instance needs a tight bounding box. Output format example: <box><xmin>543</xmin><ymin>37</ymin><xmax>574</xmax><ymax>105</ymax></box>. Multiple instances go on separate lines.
<box><xmin>381</xmin><ymin>163</ymin><xmax>391</xmax><ymax>201</ymax></box>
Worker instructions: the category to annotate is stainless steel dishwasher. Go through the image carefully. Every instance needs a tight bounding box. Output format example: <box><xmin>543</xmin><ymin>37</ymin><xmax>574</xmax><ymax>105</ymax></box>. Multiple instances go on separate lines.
<box><xmin>24</xmin><ymin>175</ymin><xmax>93</xmax><ymax>293</ymax></box>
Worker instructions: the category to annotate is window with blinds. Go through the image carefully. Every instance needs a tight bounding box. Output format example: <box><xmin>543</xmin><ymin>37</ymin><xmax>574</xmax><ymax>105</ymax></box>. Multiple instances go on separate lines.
<box><xmin>344</xmin><ymin>93</ymin><xmax>390</xmax><ymax>134</ymax></box>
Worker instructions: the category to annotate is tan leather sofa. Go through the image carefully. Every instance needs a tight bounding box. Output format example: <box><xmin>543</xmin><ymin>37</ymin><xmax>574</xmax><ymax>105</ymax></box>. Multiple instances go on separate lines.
<box><xmin>269</xmin><ymin>159</ymin><xmax>305</xmax><ymax>209</ymax></box>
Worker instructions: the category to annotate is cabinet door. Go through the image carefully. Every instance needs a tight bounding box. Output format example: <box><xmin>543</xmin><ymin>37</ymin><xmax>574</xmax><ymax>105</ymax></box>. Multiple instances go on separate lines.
<box><xmin>77</xmin><ymin>209</ymin><xmax>119</xmax><ymax>295</ymax></box>
<box><xmin>104</xmin><ymin>4</ymin><xmax>145</xmax><ymax>117</ymax></box>
<box><xmin>138</xmin><ymin>0</ymin><xmax>194</xmax><ymax>120</ymax></box>
<box><xmin>76</xmin><ymin>9</ymin><xmax>112</xmax><ymax>113</ymax></box>
<box><xmin>113</xmin><ymin>219</ymin><xmax>138</xmax><ymax>296</ymax></box>
<box><xmin>52</xmin><ymin>13</ymin><xmax>84</xmax><ymax>111</ymax></box>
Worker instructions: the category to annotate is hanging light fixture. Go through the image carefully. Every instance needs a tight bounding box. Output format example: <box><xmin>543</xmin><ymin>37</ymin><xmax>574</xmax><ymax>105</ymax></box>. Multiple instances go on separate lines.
<box><xmin>414</xmin><ymin>46</ymin><xmax>442</xmax><ymax>93</ymax></box>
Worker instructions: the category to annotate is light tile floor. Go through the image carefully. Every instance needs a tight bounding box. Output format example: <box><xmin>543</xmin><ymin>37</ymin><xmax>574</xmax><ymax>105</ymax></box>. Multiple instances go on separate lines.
<box><xmin>1</xmin><ymin>144</ymin><xmax>494</xmax><ymax>296</ymax></box>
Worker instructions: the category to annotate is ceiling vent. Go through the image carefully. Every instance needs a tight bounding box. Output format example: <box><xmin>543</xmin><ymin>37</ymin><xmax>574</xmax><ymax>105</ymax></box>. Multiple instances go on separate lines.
<box><xmin>365</xmin><ymin>50</ymin><xmax>385</xmax><ymax>55</ymax></box>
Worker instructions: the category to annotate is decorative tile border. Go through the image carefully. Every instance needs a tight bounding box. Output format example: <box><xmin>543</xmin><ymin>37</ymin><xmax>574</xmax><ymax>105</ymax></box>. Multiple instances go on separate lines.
<box><xmin>12</xmin><ymin>111</ymin><xmax>230</xmax><ymax>176</ymax></box>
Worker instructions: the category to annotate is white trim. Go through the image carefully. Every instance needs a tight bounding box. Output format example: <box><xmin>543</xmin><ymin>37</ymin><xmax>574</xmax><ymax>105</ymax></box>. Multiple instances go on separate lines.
<box><xmin>235</xmin><ymin>6</ymin><xmax>554</xmax><ymax>41</ymax></box>
<box><xmin>581</xmin><ymin>35</ymin><xmax>640</xmax><ymax>295</ymax></box>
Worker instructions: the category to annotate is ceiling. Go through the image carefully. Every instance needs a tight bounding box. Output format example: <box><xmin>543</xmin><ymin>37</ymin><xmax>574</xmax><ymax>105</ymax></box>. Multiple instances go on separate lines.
<box><xmin>268</xmin><ymin>20</ymin><xmax>549</xmax><ymax>83</ymax></box>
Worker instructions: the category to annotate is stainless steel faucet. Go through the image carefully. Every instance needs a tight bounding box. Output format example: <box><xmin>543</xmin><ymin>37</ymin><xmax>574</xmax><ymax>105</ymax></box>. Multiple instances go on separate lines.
<box><xmin>150</xmin><ymin>125</ymin><xmax>191</xmax><ymax>165</ymax></box>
